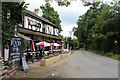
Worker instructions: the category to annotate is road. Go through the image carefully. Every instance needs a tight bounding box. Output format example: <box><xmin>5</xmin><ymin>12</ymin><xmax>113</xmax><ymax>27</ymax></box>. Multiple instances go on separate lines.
<box><xmin>47</xmin><ymin>50</ymin><xmax>118</xmax><ymax>78</ymax></box>
<box><xmin>11</xmin><ymin>50</ymin><xmax>119</xmax><ymax>78</ymax></box>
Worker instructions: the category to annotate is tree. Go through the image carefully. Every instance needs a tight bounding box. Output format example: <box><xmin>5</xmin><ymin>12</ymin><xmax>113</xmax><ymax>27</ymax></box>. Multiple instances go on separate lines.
<box><xmin>91</xmin><ymin>3</ymin><xmax>120</xmax><ymax>53</ymax></box>
<box><xmin>74</xmin><ymin>1</ymin><xmax>120</xmax><ymax>53</ymax></box>
<box><xmin>64</xmin><ymin>36</ymin><xmax>79</xmax><ymax>50</ymax></box>
<box><xmin>2</xmin><ymin>2</ymin><xmax>28</xmax><ymax>56</ymax></box>
<box><xmin>40</xmin><ymin>3</ymin><xmax>62</xmax><ymax>31</ymax></box>
<box><xmin>45</xmin><ymin>0</ymin><xmax>70</xmax><ymax>7</ymax></box>
<box><xmin>72</xmin><ymin>38</ymin><xmax>79</xmax><ymax>49</ymax></box>
<box><xmin>59</xmin><ymin>34</ymin><xmax>64</xmax><ymax>38</ymax></box>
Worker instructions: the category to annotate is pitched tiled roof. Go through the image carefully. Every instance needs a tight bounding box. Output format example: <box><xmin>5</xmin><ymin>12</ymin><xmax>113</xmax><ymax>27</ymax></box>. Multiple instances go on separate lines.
<box><xmin>24</xmin><ymin>9</ymin><xmax>59</xmax><ymax>29</ymax></box>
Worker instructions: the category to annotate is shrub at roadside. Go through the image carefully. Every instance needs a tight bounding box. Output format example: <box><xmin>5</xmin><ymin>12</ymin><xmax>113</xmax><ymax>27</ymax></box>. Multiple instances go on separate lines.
<box><xmin>90</xmin><ymin>49</ymin><xmax>120</xmax><ymax>60</ymax></box>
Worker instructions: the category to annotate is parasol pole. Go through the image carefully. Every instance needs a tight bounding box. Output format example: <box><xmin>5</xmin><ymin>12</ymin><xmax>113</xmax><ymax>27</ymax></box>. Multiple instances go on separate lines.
<box><xmin>51</xmin><ymin>46</ymin><xmax>52</xmax><ymax>53</ymax></box>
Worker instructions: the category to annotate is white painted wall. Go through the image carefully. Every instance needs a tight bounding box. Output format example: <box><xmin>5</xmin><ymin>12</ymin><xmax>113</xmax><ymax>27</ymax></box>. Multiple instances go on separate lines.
<box><xmin>24</xmin><ymin>16</ymin><xmax>59</xmax><ymax>36</ymax></box>
<box><xmin>24</xmin><ymin>16</ymin><xmax>28</xmax><ymax>28</ymax></box>
<box><xmin>4</xmin><ymin>49</ymin><xmax>9</xmax><ymax>61</ymax></box>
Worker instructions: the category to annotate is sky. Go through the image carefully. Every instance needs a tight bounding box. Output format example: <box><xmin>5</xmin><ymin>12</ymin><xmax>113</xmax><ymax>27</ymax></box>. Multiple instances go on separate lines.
<box><xmin>24</xmin><ymin>0</ymin><xmax>89</xmax><ymax>38</ymax></box>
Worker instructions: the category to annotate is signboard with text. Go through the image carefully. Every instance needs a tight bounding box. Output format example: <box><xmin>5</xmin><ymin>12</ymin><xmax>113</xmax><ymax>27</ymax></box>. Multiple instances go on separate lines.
<box><xmin>22</xmin><ymin>56</ymin><xmax>29</xmax><ymax>72</ymax></box>
<box><xmin>9</xmin><ymin>37</ymin><xmax>24</xmax><ymax>66</ymax></box>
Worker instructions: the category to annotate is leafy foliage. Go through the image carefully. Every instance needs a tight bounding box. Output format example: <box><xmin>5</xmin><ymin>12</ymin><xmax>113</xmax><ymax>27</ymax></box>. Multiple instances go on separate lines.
<box><xmin>65</xmin><ymin>37</ymin><xmax>79</xmax><ymax>50</ymax></box>
<box><xmin>2</xmin><ymin>2</ymin><xmax>28</xmax><ymax>48</ymax></box>
<box><xmin>74</xmin><ymin>2</ymin><xmax>120</xmax><ymax>54</ymax></box>
<box><xmin>45</xmin><ymin>0</ymin><xmax>70</xmax><ymax>7</ymax></box>
<box><xmin>57</xmin><ymin>1</ymin><xmax>70</xmax><ymax>7</ymax></box>
<box><xmin>59</xmin><ymin>34</ymin><xmax>64</xmax><ymax>38</ymax></box>
<box><xmin>40</xmin><ymin>3</ymin><xmax>62</xmax><ymax>31</ymax></box>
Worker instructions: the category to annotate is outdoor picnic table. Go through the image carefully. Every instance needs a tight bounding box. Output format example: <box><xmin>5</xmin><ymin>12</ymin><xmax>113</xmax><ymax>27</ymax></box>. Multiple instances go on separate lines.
<box><xmin>24</xmin><ymin>52</ymin><xmax>40</xmax><ymax>63</ymax></box>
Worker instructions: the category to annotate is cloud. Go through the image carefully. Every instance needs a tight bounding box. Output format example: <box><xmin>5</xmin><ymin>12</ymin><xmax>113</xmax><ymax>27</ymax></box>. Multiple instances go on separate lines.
<box><xmin>60</xmin><ymin>24</ymin><xmax>77</xmax><ymax>38</ymax></box>
<box><xmin>50</xmin><ymin>1</ymin><xmax>89</xmax><ymax>26</ymax></box>
<box><xmin>25</xmin><ymin>0</ymin><xmax>89</xmax><ymax>37</ymax></box>
<box><xmin>50</xmin><ymin>1</ymin><xmax>89</xmax><ymax>37</ymax></box>
<box><xmin>25</xmin><ymin>0</ymin><xmax>46</xmax><ymax>12</ymax></box>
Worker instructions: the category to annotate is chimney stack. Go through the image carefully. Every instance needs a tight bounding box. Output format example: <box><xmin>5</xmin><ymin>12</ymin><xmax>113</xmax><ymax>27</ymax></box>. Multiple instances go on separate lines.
<box><xmin>34</xmin><ymin>9</ymin><xmax>40</xmax><ymax>15</ymax></box>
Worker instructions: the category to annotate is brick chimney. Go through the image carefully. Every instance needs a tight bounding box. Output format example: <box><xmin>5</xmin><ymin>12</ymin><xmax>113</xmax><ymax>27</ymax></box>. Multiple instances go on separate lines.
<box><xmin>33</xmin><ymin>9</ymin><xmax>40</xmax><ymax>15</ymax></box>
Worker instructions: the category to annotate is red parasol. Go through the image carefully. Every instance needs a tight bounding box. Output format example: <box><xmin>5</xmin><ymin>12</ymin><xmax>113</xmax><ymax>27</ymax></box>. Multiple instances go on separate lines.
<box><xmin>31</xmin><ymin>41</ymin><xmax>35</xmax><ymax>52</ymax></box>
<box><xmin>36</xmin><ymin>42</ymin><xmax>50</xmax><ymax>47</ymax></box>
<box><xmin>50</xmin><ymin>43</ymin><xmax>61</xmax><ymax>46</ymax></box>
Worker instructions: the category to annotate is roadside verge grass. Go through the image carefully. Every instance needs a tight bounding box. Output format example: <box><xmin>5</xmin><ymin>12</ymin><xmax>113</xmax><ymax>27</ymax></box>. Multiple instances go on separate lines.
<box><xmin>71</xmin><ymin>50</ymin><xmax>75</xmax><ymax>54</ymax></box>
<box><xmin>88</xmin><ymin>49</ymin><xmax>120</xmax><ymax>60</ymax></box>
<box><xmin>25</xmin><ymin>75</ymin><xmax>31</xmax><ymax>78</ymax></box>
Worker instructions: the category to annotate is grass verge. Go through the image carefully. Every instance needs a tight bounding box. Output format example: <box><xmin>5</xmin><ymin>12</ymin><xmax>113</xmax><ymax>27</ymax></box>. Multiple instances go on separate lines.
<box><xmin>88</xmin><ymin>49</ymin><xmax>120</xmax><ymax>60</ymax></box>
<box><xmin>25</xmin><ymin>75</ymin><xmax>31</xmax><ymax>78</ymax></box>
<box><xmin>29</xmin><ymin>71</ymin><xmax>36</xmax><ymax>74</ymax></box>
<box><xmin>71</xmin><ymin>50</ymin><xmax>75</xmax><ymax>54</ymax></box>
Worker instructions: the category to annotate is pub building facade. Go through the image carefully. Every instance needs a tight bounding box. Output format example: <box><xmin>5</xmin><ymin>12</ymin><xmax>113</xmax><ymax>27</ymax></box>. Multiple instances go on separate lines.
<box><xmin>1</xmin><ymin>9</ymin><xmax>69</xmax><ymax>70</ymax></box>
<box><xmin>17</xmin><ymin>9</ymin><xmax>68</xmax><ymax>54</ymax></box>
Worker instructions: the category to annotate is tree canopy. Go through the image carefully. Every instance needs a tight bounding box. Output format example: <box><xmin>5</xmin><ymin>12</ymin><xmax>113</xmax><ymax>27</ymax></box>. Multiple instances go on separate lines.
<box><xmin>2</xmin><ymin>2</ymin><xmax>28</xmax><ymax>48</ymax></box>
<box><xmin>74</xmin><ymin>2</ymin><xmax>120</xmax><ymax>54</ymax></box>
<box><xmin>44</xmin><ymin>0</ymin><xmax>70</xmax><ymax>7</ymax></box>
<box><xmin>40</xmin><ymin>3</ymin><xmax>62</xmax><ymax>31</ymax></box>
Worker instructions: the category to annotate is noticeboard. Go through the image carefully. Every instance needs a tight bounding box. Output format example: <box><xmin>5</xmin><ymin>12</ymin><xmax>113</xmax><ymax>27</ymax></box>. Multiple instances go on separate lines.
<box><xmin>22</xmin><ymin>56</ymin><xmax>29</xmax><ymax>72</ymax></box>
<box><xmin>9</xmin><ymin>37</ymin><xmax>24</xmax><ymax>66</ymax></box>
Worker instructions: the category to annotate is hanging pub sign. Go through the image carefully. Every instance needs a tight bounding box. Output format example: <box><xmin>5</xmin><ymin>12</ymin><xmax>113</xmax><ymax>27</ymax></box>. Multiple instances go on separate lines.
<box><xmin>9</xmin><ymin>37</ymin><xmax>24</xmax><ymax>66</ymax></box>
<box><xmin>30</xmin><ymin>20</ymin><xmax>41</xmax><ymax>28</ymax></box>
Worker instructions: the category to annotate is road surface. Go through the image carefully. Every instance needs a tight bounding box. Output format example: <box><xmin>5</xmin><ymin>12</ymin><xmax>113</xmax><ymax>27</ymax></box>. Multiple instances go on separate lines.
<box><xmin>47</xmin><ymin>50</ymin><xmax>118</xmax><ymax>78</ymax></box>
<box><xmin>11</xmin><ymin>50</ymin><xmax>119</xmax><ymax>78</ymax></box>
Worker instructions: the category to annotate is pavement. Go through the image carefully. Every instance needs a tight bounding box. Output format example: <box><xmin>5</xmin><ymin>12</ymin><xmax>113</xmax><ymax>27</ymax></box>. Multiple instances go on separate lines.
<box><xmin>10</xmin><ymin>50</ymin><xmax>119</xmax><ymax>78</ymax></box>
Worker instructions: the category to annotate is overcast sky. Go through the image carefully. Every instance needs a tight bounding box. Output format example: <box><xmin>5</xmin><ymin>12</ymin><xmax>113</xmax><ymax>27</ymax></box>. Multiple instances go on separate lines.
<box><xmin>24</xmin><ymin>0</ymin><xmax>89</xmax><ymax>38</ymax></box>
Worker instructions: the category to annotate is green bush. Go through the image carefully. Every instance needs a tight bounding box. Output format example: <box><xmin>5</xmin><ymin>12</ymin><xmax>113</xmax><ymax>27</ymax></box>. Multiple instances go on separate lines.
<box><xmin>100</xmin><ymin>52</ymin><xmax>105</xmax><ymax>55</ymax></box>
<box><xmin>95</xmin><ymin>51</ymin><xmax>100</xmax><ymax>54</ymax></box>
<box><xmin>106</xmin><ymin>53</ymin><xmax>113</xmax><ymax>57</ymax></box>
<box><xmin>118</xmin><ymin>55</ymin><xmax>120</xmax><ymax>59</ymax></box>
<box><xmin>89</xmin><ymin>49</ymin><xmax>120</xmax><ymax>59</ymax></box>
